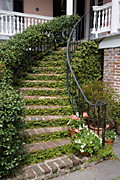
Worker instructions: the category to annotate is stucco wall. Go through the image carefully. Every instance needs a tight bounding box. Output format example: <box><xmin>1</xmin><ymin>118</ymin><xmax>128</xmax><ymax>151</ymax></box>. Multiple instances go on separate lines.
<box><xmin>24</xmin><ymin>0</ymin><xmax>53</xmax><ymax>17</ymax></box>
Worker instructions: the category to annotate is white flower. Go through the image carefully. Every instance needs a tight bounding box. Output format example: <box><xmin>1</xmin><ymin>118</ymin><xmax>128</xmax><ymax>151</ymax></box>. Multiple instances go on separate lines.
<box><xmin>90</xmin><ymin>141</ymin><xmax>92</xmax><ymax>144</ymax></box>
<box><xmin>91</xmin><ymin>154</ymin><xmax>92</xmax><ymax>157</ymax></box>
<box><xmin>67</xmin><ymin>118</ymin><xmax>71</xmax><ymax>125</ymax></box>
<box><xmin>76</xmin><ymin>112</ymin><xmax>79</xmax><ymax>117</ymax></box>
<box><xmin>100</xmin><ymin>138</ymin><xmax>102</xmax><ymax>144</ymax></box>
<box><xmin>81</xmin><ymin>145</ymin><xmax>84</xmax><ymax>149</ymax></box>
<box><xmin>75</xmin><ymin>139</ymin><xmax>81</xmax><ymax>144</ymax></box>
<box><xmin>87</xmin><ymin>133</ymin><xmax>90</xmax><ymax>135</ymax></box>
<box><xmin>79</xmin><ymin>127</ymin><xmax>82</xmax><ymax>130</ymax></box>
<box><xmin>80</xmin><ymin>149</ymin><xmax>84</xmax><ymax>153</ymax></box>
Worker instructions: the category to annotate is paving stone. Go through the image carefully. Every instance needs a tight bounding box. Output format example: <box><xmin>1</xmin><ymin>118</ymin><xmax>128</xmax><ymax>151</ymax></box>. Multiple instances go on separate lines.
<box><xmin>23</xmin><ymin>130</ymin><xmax>29</xmax><ymax>136</ymax></box>
<box><xmin>47</xmin><ymin>141</ymin><xmax>56</xmax><ymax>149</ymax></box>
<box><xmin>32</xmin><ymin>166</ymin><xmax>44</xmax><ymax>176</ymax></box>
<box><xmin>40</xmin><ymin>164</ymin><xmax>51</xmax><ymax>175</ymax></box>
<box><xmin>61</xmin><ymin>158</ymin><xmax>73</xmax><ymax>169</ymax></box>
<box><xmin>24</xmin><ymin>143</ymin><xmax>43</xmax><ymax>152</ymax></box>
<box><xmin>61</xmin><ymin>127</ymin><xmax>68</xmax><ymax>131</ymax></box>
<box><xmin>35</xmin><ymin>128</ymin><xmax>44</xmax><ymax>134</ymax></box>
<box><xmin>69</xmin><ymin>155</ymin><xmax>80</xmax><ymax>166</ymax></box>
<box><xmin>54</xmin><ymin>160</ymin><xmax>66</xmax><ymax>169</ymax></box>
<box><xmin>24</xmin><ymin>168</ymin><xmax>35</xmax><ymax>179</ymax></box>
<box><xmin>60</xmin><ymin>139</ymin><xmax>72</xmax><ymax>146</ymax></box>
<box><xmin>42</xmin><ymin>128</ymin><xmax>50</xmax><ymax>134</ymax></box>
<box><xmin>53</xmin><ymin>141</ymin><xmax>63</xmax><ymax>147</ymax></box>
<box><xmin>47</xmin><ymin>162</ymin><xmax>58</xmax><ymax>173</ymax></box>
<box><xmin>28</xmin><ymin>129</ymin><xmax>37</xmax><ymax>135</ymax></box>
<box><xmin>47</xmin><ymin>127</ymin><xmax>58</xmax><ymax>133</ymax></box>
<box><xmin>33</xmin><ymin>143</ymin><xmax>43</xmax><ymax>151</ymax></box>
<box><xmin>39</xmin><ymin>142</ymin><xmax>50</xmax><ymax>150</ymax></box>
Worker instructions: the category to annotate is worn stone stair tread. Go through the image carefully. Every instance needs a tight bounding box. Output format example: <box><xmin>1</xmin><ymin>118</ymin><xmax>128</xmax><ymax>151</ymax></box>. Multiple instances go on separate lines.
<box><xmin>24</xmin><ymin>115</ymin><xmax>70</xmax><ymax>121</ymax></box>
<box><xmin>24</xmin><ymin>126</ymin><xmax>69</xmax><ymax>136</ymax></box>
<box><xmin>25</xmin><ymin>105</ymin><xmax>68</xmax><ymax>109</ymax></box>
<box><xmin>24</xmin><ymin>138</ymin><xmax>72</xmax><ymax>153</ymax></box>
<box><xmin>32</xmin><ymin>67</ymin><xmax>62</xmax><ymax>69</ymax></box>
<box><xmin>18</xmin><ymin>87</ymin><xmax>66</xmax><ymax>91</ymax></box>
<box><xmin>24</xmin><ymin>96</ymin><xmax>67</xmax><ymax>99</ymax></box>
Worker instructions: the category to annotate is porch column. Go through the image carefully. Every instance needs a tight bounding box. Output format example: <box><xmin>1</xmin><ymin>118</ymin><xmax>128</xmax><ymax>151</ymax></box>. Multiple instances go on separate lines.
<box><xmin>111</xmin><ymin>0</ymin><xmax>119</xmax><ymax>33</ymax></box>
<box><xmin>66</xmin><ymin>0</ymin><xmax>73</xmax><ymax>15</ymax></box>
<box><xmin>85</xmin><ymin>0</ymin><xmax>90</xmax><ymax>39</ymax></box>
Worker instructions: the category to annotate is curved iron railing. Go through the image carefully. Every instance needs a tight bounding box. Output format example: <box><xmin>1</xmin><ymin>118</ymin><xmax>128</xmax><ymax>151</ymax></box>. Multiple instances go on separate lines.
<box><xmin>67</xmin><ymin>12</ymin><xmax>106</xmax><ymax>146</ymax></box>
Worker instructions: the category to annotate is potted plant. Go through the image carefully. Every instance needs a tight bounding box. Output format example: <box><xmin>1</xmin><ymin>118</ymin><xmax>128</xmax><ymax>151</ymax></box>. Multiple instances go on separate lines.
<box><xmin>72</xmin><ymin>127</ymin><xmax>102</xmax><ymax>156</ymax></box>
<box><xmin>67</xmin><ymin>115</ymin><xmax>84</xmax><ymax>136</ymax></box>
<box><xmin>105</xmin><ymin>129</ymin><xmax>116</xmax><ymax>146</ymax></box>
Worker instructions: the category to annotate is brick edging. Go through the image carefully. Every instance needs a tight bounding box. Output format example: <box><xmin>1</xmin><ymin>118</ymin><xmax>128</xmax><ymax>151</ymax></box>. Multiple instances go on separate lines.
<box><xmin>9</xmin><ymin>154</ymin><xmax>108</xmax><ymax>180</ymax></box>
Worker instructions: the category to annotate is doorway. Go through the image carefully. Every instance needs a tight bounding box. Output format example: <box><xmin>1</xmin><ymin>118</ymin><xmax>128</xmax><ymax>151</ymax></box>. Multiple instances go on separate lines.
<box><xmin>53</xmin><ymin>0</ymin><xmax>66</xmax><ymax>17</ymax></box>
<box><xmin>13</xmin><ymin>0</ymin><xmax>23</xmax><ymax>13</ymax></box>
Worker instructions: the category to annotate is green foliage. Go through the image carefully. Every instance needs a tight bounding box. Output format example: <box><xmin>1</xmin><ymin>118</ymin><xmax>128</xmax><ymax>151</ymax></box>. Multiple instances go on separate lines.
<box><xmin>0</xmin><ymin>14</ymin><xmax>80</xmax><ymax>83</ymax></box>
<box><xmin>22</xmin><ymin>130</ymin><xmax>70</xmax><ymax>144</ymax></box>
<box><xmin>81</xmin><ymin>80</ymin><xmax>120</xmax><ymax>126</ymax></box>
<box><xmin>105</xmin><ymin>130</ymin><xmax>116</xmax><ymax>141</ymax></box>
<box><xmin>25</xmin><ymin>144</ymin><xmax>73</xmax><ymax>165</ymax></box>
<box><xmin>67</xmin><ymin>116</ymin><xmax>84</xmax><ymax>129</ymax></box>
<box><xmin>87</xmin><ymin>144</ymin><xmax>118</xmax><ymax>163</ymax></box>
<box><xmin>25</xmin><ymin>106</ymin><xmax>74</xmax><ymax>116</ymax></box>
<box><xmin>24</xmin><ymin>118</ymin><xmax>70</xmax><ymax>129</ymax></box>
<box><xmin>72</xmin><ymin>128</ymin><xmax>101</xmax><ymax>155</ymax></box>
<box><xmin>71</xmin><ymin>41</ymin><xmax>103</xmax><ymax>85</ymax></box>
<box><xmin>24</xmin><ymin>97</ymin><xmax>70</xmax><ymax>106</ymax></box>
<box><xmin>0</xmin><ymin>82</ymin><xmax>26</xmax><ymax>178</ymax></box>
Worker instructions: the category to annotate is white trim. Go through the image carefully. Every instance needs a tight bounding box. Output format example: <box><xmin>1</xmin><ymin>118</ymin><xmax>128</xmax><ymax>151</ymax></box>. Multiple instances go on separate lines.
<box><xmin>98</xmin><ymin>34</ymin><xmax>120</xmax><ymax>49</ymax></box>
<box><xmin>93</xmin><ymin>2</ymin><xmax>112</xmax><ymax>11</ymax></box>
<box><xmin>66</xmin><ymin>0</ymin><xmax>73</xmax><ymax>15</ymax></box>
<box><xmin>0</xmin><ymin>9</ymin><xmax>53</xmax><ymax>20</ymax></box>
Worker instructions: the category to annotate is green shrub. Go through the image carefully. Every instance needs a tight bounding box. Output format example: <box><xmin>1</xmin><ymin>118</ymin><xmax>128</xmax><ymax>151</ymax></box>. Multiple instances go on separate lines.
<box><xmin>0</xmin><ymin>82</ymin><xmax>26</xmax><ymax>178</ymax></box>
<box><xmin>81</xmin><ymin>80</ymin><xmax>120</xmax><ymax>127</ymax></box>
<box><xmin>0</xmin><ymin>14</ymin><xmax>80</xmax><ymax>84</ymax></box>
<box><xmin>71</xmin><ymin>41</ymin><xmax>103</xmax><ymax>85</ymax></box>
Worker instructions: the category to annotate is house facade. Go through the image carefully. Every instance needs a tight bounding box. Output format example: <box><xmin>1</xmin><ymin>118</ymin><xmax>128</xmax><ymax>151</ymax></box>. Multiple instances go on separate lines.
<box><xmin>0</xmin><ymin>0</ymin><xmax>120</xmax><ymax>96</ymax></box>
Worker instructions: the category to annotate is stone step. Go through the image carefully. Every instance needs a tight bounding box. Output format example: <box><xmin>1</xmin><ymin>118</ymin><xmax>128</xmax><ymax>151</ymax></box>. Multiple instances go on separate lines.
<box><xmin>25</xmin><ymin>105</ymin><xmax>68</xmax><ymax>109</ymax></box>
<box><xmin>24</xmin><ymin>126</ymin><xmax>69</xmax><ymax>136</ymax></box>
<box><xmin>10</xmin><ymin>153</ymin><xmax>101</xmax><ymax>180</ymax></box>
<box><xmin>18</xmin><ymin>87</ymin><xmax>66</xmax><ymax>92</ymax></box>
<box><xmin>24</xmin><ymin>139</ymin><xmax>72</xmax><ymax>153</ymax></box>
<box><xmin>24</xmin><ymin>115</ymin><xmax>70</xmax><ymax>121</ymax></box>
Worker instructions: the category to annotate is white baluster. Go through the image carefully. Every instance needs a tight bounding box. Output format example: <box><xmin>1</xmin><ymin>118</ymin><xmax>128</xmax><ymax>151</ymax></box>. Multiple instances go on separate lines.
<box><xmin>5</xmin><ymin>15</ymin><xmax>8</xmax><ymax>34</ymax></box>
<box><xmin>35</xmin><ymin>19</ymin><xmax>37</xmax><ymax>25</ymax></box>
<box><xmin>93</xmin><ymin>11</ymin><xmax>96</xmax><ymax>32</ymax></box>
<box><xmin>98</xmin><ymin>10</ymin><xmax>101</xmax><ymax>31</ymax></box>
<box><xmin>105</xmin><ymin>8</ymin><xmax>108</xmax><ymax>28</ymax></box>
<box><xmin>21</xmin><ymin>16</ymin><xmax>23</xmax><ymax>32</ymax></box>
<box><xmin>13</xmin><ymin>16</ymin><xmax>15</xmax><ymax>34</ymax></box>
<box><xmin>28</xmin><ymin>17</ymin><xmax>30</xmax><ymax>27</ymax></box>
<box><xmin>1</xmin><ymin>15</ymin><xmax>4</xmax><ymax>33</ymax></box>
<box><xmin>42</xmin><ymin>20</ymin><xmax>44</xmax><ymax>24</ymax></box>
<box><xmin>24</xmin><ymin>17</ymin><xmax>27</xmax><ymax>30</ymax></box>
<box><xmin>9</xmin><ymin>15</ymin><xmax>12</xmax><ymax>34</ymax></box>
<box><xmin>32</xmin><ymin>18</ymin><xmax>34</xmax><ymax>25</ymax></box>
<box><xmin>108</xmin><ymin>7</ymin><xmax>111</xmax><ymax>28</ymax></box>
<box><xmin>17</xmin><ymin>16</ymin><xmax>19</xmax><ymax>33</ymax></box>
<box><xmin>101</xmin><ymin>10</ymin><xmax>104</xmax><ymax>29</ymax></box>
<box><xmin>39</xmin><ymin>19</ymin><xmax>41</xmax><ymax>23</ymax></box>
<box><xmin>45</xmin><ymin>20</ymin><xmax>47</xmax><ymax>23</ymax></box>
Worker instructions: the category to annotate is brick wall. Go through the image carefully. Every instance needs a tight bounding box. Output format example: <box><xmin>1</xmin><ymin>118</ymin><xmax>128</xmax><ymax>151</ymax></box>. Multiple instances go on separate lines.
<box><xmin>103</xmin><ymin>47</ymin><xmax>120</xmax><ymax>95</ymax></box>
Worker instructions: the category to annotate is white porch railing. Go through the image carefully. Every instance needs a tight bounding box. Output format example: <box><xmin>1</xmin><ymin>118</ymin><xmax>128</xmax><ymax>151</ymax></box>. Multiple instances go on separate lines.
<box><xmin>91</xmin><ymin>0</ymin><xmax>120</xmax><ymax>38</ymax></box>
<box><xmin>0</xmin><ymin>10</ymin><xmax>53</xmax><ymax>36</ymax></box>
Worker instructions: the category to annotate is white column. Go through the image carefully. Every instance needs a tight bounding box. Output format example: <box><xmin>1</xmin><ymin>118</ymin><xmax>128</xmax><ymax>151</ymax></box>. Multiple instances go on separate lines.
<box><xmin>66</xmin><ymin>0</ymin><xmax>73</xmax><ymax>15</ymax></box>
<box><xmin>111</xmin><ymin>0</ymin><xmax>119</xmax><ymax>33</ymax></box>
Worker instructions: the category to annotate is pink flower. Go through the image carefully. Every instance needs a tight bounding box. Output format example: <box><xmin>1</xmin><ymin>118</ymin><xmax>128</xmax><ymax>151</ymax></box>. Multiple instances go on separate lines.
<box><xmin>83</xmin><ymin>112</ymin><xmax>88</xmax><ymax>118</ymax></box>
<box><xmin>106</xmin><ymin>124</ymin><xmax>109</xmax><ymax>128</ymax></box>
<box><xmin>77</xmin><ymin>117</ymin><xmax>80</xmax><ymax>121</ymax></box>
<box><xmin>75</xmin><ymin>129</ymin><xmax>80</xmax><ymax>133</ymax></box>
<box><xmin>71</xmin><ymin>115</ymin><xmax>77</xmax><ymax>120</ymax></box>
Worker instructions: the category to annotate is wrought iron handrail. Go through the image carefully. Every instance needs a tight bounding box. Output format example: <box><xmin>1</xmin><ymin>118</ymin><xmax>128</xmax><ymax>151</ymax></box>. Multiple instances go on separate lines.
<box><xmin>66</xmin><ymin>12</ymin><xmax>106</xmax><ymax>146</ymax></box>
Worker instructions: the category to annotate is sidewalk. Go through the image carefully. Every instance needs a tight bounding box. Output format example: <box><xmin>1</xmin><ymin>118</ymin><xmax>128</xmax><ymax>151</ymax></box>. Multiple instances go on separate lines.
<box><xmin>52</xmin><ymin>135</ymin><xmax>120</xmax><ymax>180</ymax></box>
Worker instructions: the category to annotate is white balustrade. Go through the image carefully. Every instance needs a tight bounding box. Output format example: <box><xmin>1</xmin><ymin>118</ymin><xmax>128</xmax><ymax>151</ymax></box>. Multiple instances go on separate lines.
<box><xmin>92</xmin><ymin>2</ymin><xmax>112</xmax><ymax>38</ymax></box>
<box><xmin>0</xmin><ymin>10</ymin><xmax>53</xmax><ymax>36</ymax></box>
<box><xmin>91</xmin><ymin>0</ymin><xmax>120</xmax><ymax>38</ymax></box>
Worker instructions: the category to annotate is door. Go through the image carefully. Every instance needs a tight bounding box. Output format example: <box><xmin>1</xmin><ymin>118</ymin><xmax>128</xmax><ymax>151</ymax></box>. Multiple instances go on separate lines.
<box><xmin>76</xmin><ymin>0</ymin><xmax>85</xmax><ymax>39</ymax></box>
<box><xmin>13</xmin><ymin>0</ymin><xmax>23</xmax><ymax>13</ymax></box>
<box><xmin>53</xmin><ymin>0</ymin><xmax>66</xmax><ymax>17</ymax></box>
